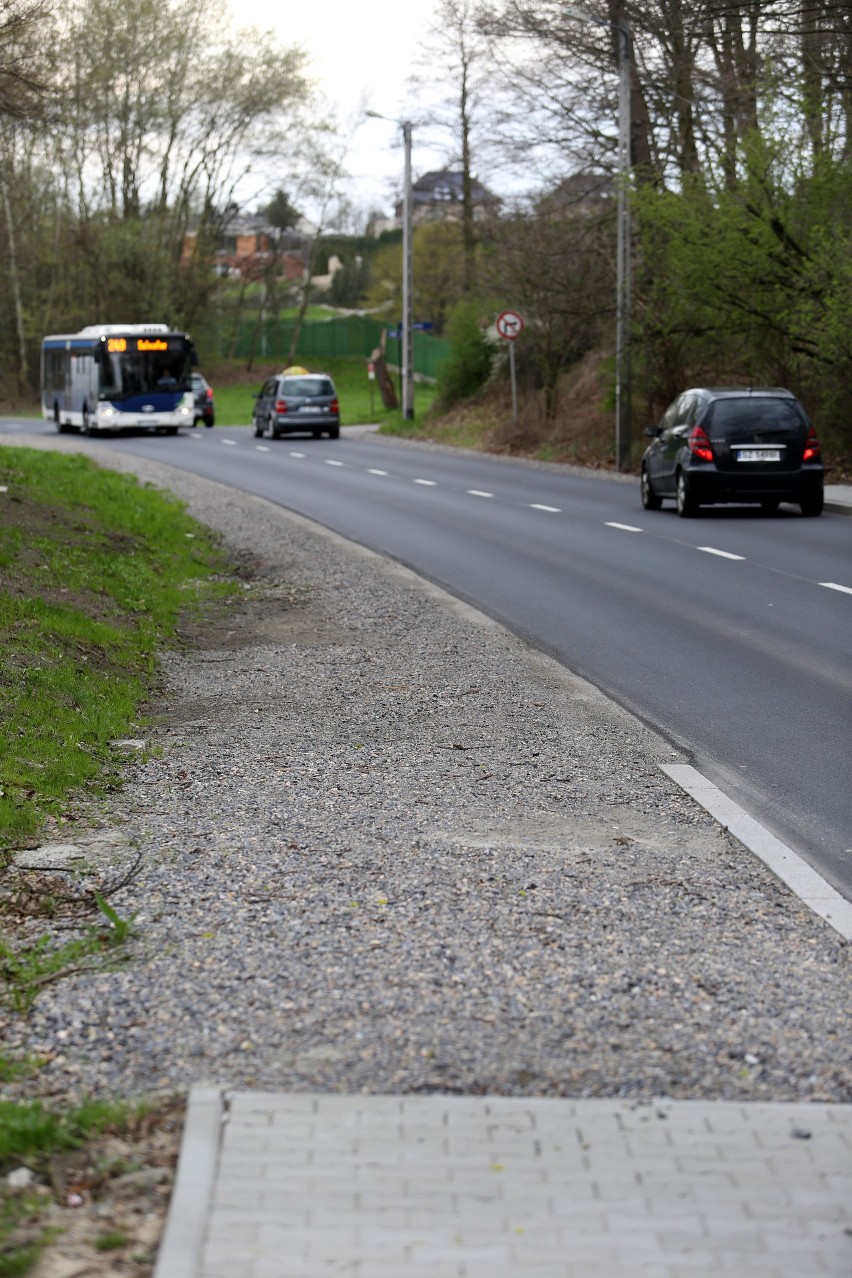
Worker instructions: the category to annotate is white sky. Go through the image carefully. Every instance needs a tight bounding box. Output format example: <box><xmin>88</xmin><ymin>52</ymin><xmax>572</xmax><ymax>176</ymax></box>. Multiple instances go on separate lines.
<box><xmin>224</xmin><ymin>0</ymin><xmax>454</xmax><ymax>223</ymax></box>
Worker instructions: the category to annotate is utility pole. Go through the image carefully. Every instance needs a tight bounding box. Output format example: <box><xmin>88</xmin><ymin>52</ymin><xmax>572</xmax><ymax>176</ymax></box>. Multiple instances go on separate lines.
<box><xmin>366</xmin><ymin>111</ymin><xmax>416</xmax><ymax>420</ymax></box>
<box><xmin>401</xmin><ymin>120</ymin><xmax>415</xmax><ymax>420</ymax></box>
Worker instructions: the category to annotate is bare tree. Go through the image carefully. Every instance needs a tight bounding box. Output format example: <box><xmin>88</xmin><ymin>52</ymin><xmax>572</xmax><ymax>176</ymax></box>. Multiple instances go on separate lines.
<box><xmin>412</xmin><ymin>0</ymin><xmax>497</xmax><ymax>292</ymax></box>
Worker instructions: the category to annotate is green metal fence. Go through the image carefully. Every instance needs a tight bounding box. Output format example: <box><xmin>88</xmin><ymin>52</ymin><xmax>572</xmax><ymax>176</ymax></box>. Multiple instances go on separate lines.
<box><xmin>226</xmin><ymin>316</ymin><xmax>450</xmax><ymax>381</ymax></box>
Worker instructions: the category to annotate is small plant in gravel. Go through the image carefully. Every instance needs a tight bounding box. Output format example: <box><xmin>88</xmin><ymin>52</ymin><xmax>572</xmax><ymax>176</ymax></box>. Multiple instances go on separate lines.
<box><xmin>94</xmin><ymin>1230</ymin><xmax>131</xmax><ymax>1251</ymax></box>
<box><xmin>0</xmin><ymin>892</ymin><xmax>136</xmax><ymax>1015</ymax></box>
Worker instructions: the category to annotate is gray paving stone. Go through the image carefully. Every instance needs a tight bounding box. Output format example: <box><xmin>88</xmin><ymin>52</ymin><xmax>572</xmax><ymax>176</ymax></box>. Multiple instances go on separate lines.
<box><xmin>167</xmin><ymin>1090</ymin><xmax>852</xmax><ymax>1278</ymax></box>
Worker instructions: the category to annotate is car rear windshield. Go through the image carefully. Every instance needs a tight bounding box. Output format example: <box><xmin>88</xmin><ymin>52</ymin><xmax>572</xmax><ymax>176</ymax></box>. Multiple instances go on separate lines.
<box><xmin>706</xmin><ymin>398</ymin><xmax>806</xmax><ymax>437</ymax></box>
<box><xmin>280</xmin><ymin>377</ymin><xmax>333</xmax><ymax>397</ymax></box>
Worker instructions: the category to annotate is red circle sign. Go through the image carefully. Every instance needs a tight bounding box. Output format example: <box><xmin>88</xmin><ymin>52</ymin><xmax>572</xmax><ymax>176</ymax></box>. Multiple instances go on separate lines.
<box><xmin>496</xmin><ymin>310</ymin><xmax>524</xmax><ymax>340</ymax></box>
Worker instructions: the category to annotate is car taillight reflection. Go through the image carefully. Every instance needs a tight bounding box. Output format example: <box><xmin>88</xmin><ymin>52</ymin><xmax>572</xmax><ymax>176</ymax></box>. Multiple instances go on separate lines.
<box><xmin>803</xmin><ymin>426</ymin><xmax>820</xmax><ymax>461</ymax></box>
<box><xmin>689</xmin><ymin>426</ymin><xmax>713</xmax><ymax>462</ymax></box>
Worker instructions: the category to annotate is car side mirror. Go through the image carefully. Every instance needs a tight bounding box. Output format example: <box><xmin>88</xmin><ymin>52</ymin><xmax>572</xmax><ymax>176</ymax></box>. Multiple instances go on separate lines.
<box><xmin>644</xmin><ymin>425</ymin><xmax>661</xmax><ymax>438</ymax></box>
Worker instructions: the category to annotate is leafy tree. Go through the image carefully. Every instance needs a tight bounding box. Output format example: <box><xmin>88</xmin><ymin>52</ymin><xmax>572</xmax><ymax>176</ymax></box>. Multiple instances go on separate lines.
<box><xmin>437</xmin><ymin>297</ymin><xmax>495</xmax><ymax>404</ymax></box>
<box><xmin>365</xmin><ymin>219</ymin><xmax>468</xmax><ymax>335</ymax></box>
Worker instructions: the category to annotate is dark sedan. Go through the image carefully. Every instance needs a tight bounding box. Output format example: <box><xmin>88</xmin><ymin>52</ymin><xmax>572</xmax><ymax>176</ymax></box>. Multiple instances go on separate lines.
<box><xmin>641</xmin><ymin>387</ymin><xmax>824</xmax><ymax>517</ymax></box>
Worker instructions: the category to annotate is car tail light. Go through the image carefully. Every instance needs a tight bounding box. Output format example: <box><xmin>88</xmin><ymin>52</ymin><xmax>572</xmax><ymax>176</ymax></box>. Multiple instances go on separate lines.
<box><xmin>688</xmin><ymin>425</ymin><xmax>713</xmax><ymax>462</ymax></box>
<box><xmin>206</xmin><ymin>388</ymin><xmax>213</xmax><ymax>401</ymax></box>
<box><xmin>275</xmin><ymin>400</ymin><xmax>288</xmax><ymax>414</ymax></box>
<box><xmin>330</xmin><ymin>398</ymin><xmax>339</xmax><ymax>414</ymax></box>
<box><xmin>803</xmin><ymin>426</ymin><xmax>820</xmax><ymax>461</ymax></box>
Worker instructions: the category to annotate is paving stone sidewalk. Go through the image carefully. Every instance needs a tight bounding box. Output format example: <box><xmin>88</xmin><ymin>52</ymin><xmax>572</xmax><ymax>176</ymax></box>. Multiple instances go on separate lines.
<box><xmin>156</xmin><ymin>1088</ymin><xmax>852</xmax><ymax>1278</ymax></box>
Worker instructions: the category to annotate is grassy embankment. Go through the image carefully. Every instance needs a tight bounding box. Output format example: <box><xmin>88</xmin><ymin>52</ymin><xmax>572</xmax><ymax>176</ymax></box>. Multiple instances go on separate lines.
<box><xmin>0</xmin><ymin>446</ymin><xmax>236</xmax><ymax>1273</ymax></box>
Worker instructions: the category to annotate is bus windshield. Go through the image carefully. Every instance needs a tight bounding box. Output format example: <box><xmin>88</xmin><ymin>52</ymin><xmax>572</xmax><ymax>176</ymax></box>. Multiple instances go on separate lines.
<box><xmin>98</xmin><ymin>338</ymin><xmax>193</xmax><ymax>400</ymax></box>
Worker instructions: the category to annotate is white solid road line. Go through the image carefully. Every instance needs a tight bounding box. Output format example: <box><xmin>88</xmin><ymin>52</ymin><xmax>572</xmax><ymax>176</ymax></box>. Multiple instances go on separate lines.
<box><xmin>820</xmin><ymin>581</ymin><xmax>852</xmax><ymax>596</ymax></box>
<box><xmin>606</xmin><ymin>522</ymin><xmax>643</xmax><ymax>533</ymax></box>
<box><xmin>467</xmin><ymin>490</ymin><xmax>494</xmax><ymax>498</ymax></box>
<box><xmin>662</xmin><ymin>764</ymin><xmax>852</xmax><ymax>941</ymax></box>
<box><xmin>414</xmin><ymin>479</ymin><xmax>437</xmax><ymax>486</ymax></box>
<box><xmin>697</xmin><ymin>546</ymin><xmax>745</xmax><ymax>560</ymax></box>
<box><xmin>530</xmin><ymin>504</ymin><xmax>561</xmax><ymax>513</ymax></box>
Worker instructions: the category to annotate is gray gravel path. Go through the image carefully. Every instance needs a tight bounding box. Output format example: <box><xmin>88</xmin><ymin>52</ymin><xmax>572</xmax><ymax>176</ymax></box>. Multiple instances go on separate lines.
<box><xmin>4</xmin><ymin>440</ymin><xmax>850</xmax><ymax>1104</ymax></box>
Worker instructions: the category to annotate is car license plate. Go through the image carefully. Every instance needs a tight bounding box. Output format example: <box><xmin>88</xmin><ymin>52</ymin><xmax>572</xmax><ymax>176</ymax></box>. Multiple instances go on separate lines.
<box><xmin>298</xmin><ymin>406</ymin><xmax>326</xmax><ymax>413</ymax></box>
<box><xmin>735</xmin><ymin>448</ymin><xmax>781</xmax><ymax>462</ymax></box>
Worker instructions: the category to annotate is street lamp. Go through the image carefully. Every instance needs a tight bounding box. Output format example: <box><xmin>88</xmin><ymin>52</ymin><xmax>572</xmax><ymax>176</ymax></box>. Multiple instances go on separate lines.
<box><xmin>563</xmin><ymin>8</ymin><xmax>632</xmax><ymax>472</ymax></box>
<box><xmin>366</xmin><ymin>111</ymin><xmax>415</xmax><ymax>420</ymax></box>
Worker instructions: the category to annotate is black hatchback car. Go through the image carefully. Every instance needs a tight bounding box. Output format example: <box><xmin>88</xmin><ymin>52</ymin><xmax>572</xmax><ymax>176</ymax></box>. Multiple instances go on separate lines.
<box><xmin>252</xmin><ymin>372</ymin><xmax>340</xmax><ymax>440</ymax></box>
<box><xmin>640</xmin><ymin>388</ymin><xmax>824</xmax><ymax>517</ymax></box>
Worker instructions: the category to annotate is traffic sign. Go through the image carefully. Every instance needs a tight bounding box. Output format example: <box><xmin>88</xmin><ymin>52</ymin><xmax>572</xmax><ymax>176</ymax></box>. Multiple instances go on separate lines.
<box><xmin>496</xmin><ymin>310</ymin><xmax>524</xmax><ymax>340</ymax></box>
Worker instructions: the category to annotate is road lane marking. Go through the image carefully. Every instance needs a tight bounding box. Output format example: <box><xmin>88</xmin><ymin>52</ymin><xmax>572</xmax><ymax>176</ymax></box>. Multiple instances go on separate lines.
<box><xmin>820</xmin><ymin>582</ymin><xmax>852</xmax><ymax>596</ymax></box>
<box><xmin>697</xmin><ymin>546</ymin><xmax>745</xmax><ymax>560</ymax></box>
<box><xmin>367</xmin><ymin>469</ymin><xmax>388</xmax><ymax>476</ymax></box>
<box><xmin>325</xmin><ymin>460</ymin><xmax>345</xmax><ymax>467</ymax></box>
<box><xmin>467</xmin><ymin>489</ymin><xmax>494</xmax><ymax>498</ymax></box>
<box><xmin>414</xmin><ymin>479</ymin><xmax>437</xmax><ymax>486</ymax></box>
<box><xmin>661</xmin><ymin>764</ymin><xmax>852</xmax><ymax>941</ymax></box>
<box><xmin>606</xmin><ymin>522</ymin><xmax>643</xmax><ymax>532</ymax></box>
<box><xmin>255</xmin><ymin>446</ymin><xmax>270</xmax><ymax>453</ymax></box>
<box><xmin>530</xmin><ymin>504</ymin><xmax>561</xmax><ymax>513</ymax></box>
<box><xmin>289</xmin><ymin>452</ymin><xmax>305</xmax><ymax>458</ymax></box>
<box><xmin>221</xmin><ymin>439</ymin><xmax>237</xmax><ymax>446</ymax></box>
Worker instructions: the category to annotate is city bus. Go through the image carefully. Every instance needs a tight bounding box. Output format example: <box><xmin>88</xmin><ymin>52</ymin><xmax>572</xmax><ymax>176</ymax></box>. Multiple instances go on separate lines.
<box><xmin>41</xmin><ymin>323</ymin><xmax>198</xmax><ymax>435</ymax></box>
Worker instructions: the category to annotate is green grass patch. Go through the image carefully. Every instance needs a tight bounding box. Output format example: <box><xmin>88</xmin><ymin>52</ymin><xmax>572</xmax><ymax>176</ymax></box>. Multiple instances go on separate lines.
<box><xmin>0</xmin><ymin>1097</ymin><xmax>151</xmax><ymax>1276</ymax></box>
<box><xmin>0</xmin><ymin>1097</ymin><xmax>139</xmax><ymax>1170</ymax></box>
<box><xmin>0</xmin><ymin>447</ymin><xmax>233</xmax><ymax>852</ymax></box>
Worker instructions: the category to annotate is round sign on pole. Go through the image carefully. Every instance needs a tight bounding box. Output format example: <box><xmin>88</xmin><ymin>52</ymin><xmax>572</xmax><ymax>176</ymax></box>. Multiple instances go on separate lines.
<box><xmin>496</xmin><ymin>310</ymin><xmax>524</xmax><ymax>340</ymax></box>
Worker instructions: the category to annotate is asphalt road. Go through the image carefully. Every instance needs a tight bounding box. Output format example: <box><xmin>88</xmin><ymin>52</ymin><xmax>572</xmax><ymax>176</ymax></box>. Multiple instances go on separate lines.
<box><xmin>4</xmin><ymin>419</ymin><xmax>851</xmax><ymax>899</ymax></box>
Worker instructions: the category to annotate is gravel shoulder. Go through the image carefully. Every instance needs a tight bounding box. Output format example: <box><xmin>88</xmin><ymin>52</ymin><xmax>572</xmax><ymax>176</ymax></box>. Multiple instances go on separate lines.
<box><xmin>3</xmin><ymin>437</ymin><xmax>850</xmax><ymax>1107</ymax></box>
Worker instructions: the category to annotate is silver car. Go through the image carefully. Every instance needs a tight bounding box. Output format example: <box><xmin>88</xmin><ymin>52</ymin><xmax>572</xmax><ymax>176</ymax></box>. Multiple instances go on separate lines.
<box><xmin>252</xmin><ymin>373</ymin><xmax>340</xmax><ymax>440</ymax></box>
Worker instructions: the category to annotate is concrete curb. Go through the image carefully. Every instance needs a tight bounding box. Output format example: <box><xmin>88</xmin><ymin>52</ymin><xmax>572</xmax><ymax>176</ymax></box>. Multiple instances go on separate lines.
<box><xmin>153</xmin><ymin>1086</ymin><xmax>224</xmax><ymax>1278</ymax></box>
<box><xmin>662</xmin><ymin>764</ymin><xmax>852</xmax><ymax>941</ymax></box>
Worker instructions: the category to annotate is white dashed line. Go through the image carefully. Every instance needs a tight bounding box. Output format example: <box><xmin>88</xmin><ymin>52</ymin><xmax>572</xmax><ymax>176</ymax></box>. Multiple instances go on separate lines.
<box><xmin>530</xmin><ymin>504</ymin><xmax>561</xmax><ymax>513</ymax></box>
<box><xmin>255</xmin><ymin>446</ymin><xmax>270</xmax><ymax>453</ymax></box>
<box><xmin>289</xmin><ymin>452</ymin><xmax>306</xmax><ymax>458</ymax></box>
<box><xmin>467</xmin><ymin>490</ymin><xmax>494</xmax><ymax>498</ymax></box>
<box><xmin>325</xmin><ymin>460</ymin><xmax>345</xmax><ymax>467</ymax></box>
<box><xmin>697</xmin><ymin>546</ymin><xmax>745</xmax><ymax>560</ymax></box>
<box><xmin>414</xmin><ymin>479</ymin><xmax>437</xmax><ymax>486</ymax></box>
<box><xmin>367</xmin><ymin>469</ymin><xmax>388</xmax><ymax>476</ymax></box>
<box><xmin>221</xmin><ymin>439</ymin><xmax>237</xmax><ymax>446</ymax></box>
<box><xmin>820</xmin><ymin>582</ymin><xmax>852</xmax><ymax>596</ymax></box>
<box><xmin>606</xmin><ymin>522</ymin><xmax>643</xmax><ymax>533</ymax></box>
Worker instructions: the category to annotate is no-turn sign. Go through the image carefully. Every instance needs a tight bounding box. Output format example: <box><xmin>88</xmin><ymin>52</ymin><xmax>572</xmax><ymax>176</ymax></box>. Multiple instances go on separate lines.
<box><xmin>496</xmin><ymin>310</ymin><xmax>524</xmax><ymax>340</ymax></box>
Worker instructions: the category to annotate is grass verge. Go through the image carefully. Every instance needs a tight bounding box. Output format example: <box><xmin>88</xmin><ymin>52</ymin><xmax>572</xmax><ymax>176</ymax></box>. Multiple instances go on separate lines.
<box><xmin>0</xmin><ymin>446</ymin><xmax>229</xmax><ymax>1273</ymax></box>
<box><xmin>0</xmin><ymin>446</ymin><xmax>232</xmax><ymax>852</ymax></box>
